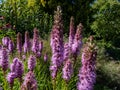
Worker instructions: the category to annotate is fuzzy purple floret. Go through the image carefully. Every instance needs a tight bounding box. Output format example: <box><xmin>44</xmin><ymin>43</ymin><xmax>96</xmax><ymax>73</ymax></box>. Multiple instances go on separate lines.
<box><xmin>28</xmin><ymin>55</ymin><xmax>36</xmax><ymax>71</ymax></box>
<box><xmin>77</xmin><ymin>38</ymin><xmax>97</xmax><ymax>90</ymax></box>
<box><xmin>0</xmin><ymin>48</ymin><xmax>9</xmax><ymax>72</ymax></box>
<box><xmin>6</xmin><ymin>72</ymin><xmax>16</xmax><ymax>87</ymax></box>
<box><xmin>44</xmin><ymin>53</ymin><xmax>48</xmax><ymax>62</ymax></box>
<box><xmin>2</xmin><ymin>37</ymin><xmax>10</xmax><ymax>47</ymax></box>
<box><xmin>21</xmin><ymin>71</ymin><xmax>37</xmax><ymax>90</ymax></box>
<box><xmin>8</xmin><ymin>40</ymin><xmax>14</xmax><ymax>53</ymax></box>
<box><xmin>62</xmin><ymin>59</ymin><xmax>73</xmax><ymax>82</ymax></box>
<box><xmin>50</xmin><ymin>6</ymin><xmax>64</xmax><ymax>79</ymax></box>
<box><xmin>23</xmin><ymin>31</ymin><xmax>31</xmax><ymax>54</ymax></box>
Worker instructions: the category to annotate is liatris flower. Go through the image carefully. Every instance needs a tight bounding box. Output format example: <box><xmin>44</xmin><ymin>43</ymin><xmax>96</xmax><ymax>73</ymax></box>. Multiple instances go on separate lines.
<box><xmin>21</xmin><ymin>71</ymin><xmax>37</xmax><ymax>90</ymax></box>
<box><xmin>2</xmin><ymin>37</ymin><xmax>10</xmax><ymax>47</ymax></box>
<box><xmin>8</xmin><ymin>40</ymin><xmax>14</xmax><ymax>53</ymax></box>
<box><xmin>15</xmin><ymin>60</ymin><xmax>24</xmax><ymax>79</ymax></box>
<box><xmin>62</xmin><ymin>59</ymin><xmax>73</xmax><ymax>82</ymax></box>
<box><xmin>17</xmin><ymin>32</ymin><xmax>22</xmax><ymax>54</ymax></box>
<box><xmin>72</xmin><ymin>23</ymin><xmax>83</xmax><ymax>60</ymax></box>
<box><xmin>6</xmin><ymin>72</ymin><xmax>16</xmax><ymax>89</ymax></box>
<box><xmin>11</xmin><ymin>58</ymin><xmax>24</xmax><ymax>83</ymax></box>
<box><xmin>10</xmin><ymin>58</ymin><xmax>19</xmax><ymax>72</ymax></box>
<box><xmin>28</xmin><ymin>55</ymin><xmax>36</xmax><ymax>71</ymax></box>
<box><xmin>64</xmin><ymin>43</ymin><xmax>70</xmax><ymax>61</ymax></box>
<box><xmin>69</xmin><ymin>16</ymin><xmax>75</xmax><ymax>49</ymax></box>
<box><xmin>0</xmin><ymin>48</ymin><xmax>9</xmax><ymax>72</ymax></box>
<box><xmin>77</xmin><ymin>36</ymin><xmax>97</xmax><ymax>90</ymax></box>
<box><xmin>32</xmin><ymin>28</ymin><xmax>39</xmax><ymax>54</ymax></box>
<box><xmin>44</xmin><ymin>53</ymin><xmax>48</xmax><ymax>62</ymax></box>
<box><xmin>23</xmin><ymin>31</ymin><xmax>31</xmax><ymax>54</ymax></box>
<box><xmin>50</xmin><ymin>6</ymin><xmax>64</xmax><ymax>79</ymax></box>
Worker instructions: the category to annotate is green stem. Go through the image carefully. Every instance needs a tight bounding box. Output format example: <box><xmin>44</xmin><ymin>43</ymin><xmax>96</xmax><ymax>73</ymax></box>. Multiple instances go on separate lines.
<box><xmin>64</xmin><ymin>80</ymin><xmax>68</xmax><ymax>90</ymax></box>
<box><xmin>3</xmin><ymin>71</ymin><xmax>7</xmax><ymax>90</ymax></box>
<box><xmin>52</xmin><ymin>79</ymin><xmax>56</xmax><ymax>90</ymax></box>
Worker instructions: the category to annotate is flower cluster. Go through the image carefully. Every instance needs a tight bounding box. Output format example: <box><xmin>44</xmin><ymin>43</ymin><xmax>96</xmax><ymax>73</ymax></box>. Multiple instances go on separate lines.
<box><xmin>0</xmin><ymin>48</ymin><xmax>9</xmax><ymax>72</ymax></box>
<box><xmin>50</xmin><ymin>6</ymin><xmax>64</xmax><ymax>79</ymax></box>
<box><xmin>23</xmin><ymin>31</ymin><xmax>31</xmax><ymax>54</ymax></box>
<box><xmin>21</xmin><ymin>71</ymin><xmax>37</xmax><ymax>90</ymax></box>
<box><xmin>77</xmin><ymin>36</ymin><xmax>97</xmax><ymax>90</ymax></box>
<box><xmin>62</xmin><ymin>59</ymin><xmax>73</xmax><ymax>82</ymax></box>
<box><xmin>72</xmin><ymin>23</ymin><xmax>83</xmax><ymax>59</ymax></box>
<box><xmin>28</xmin><ymin>55</ymin><xmax>36</xmax><ymax>71</ymax></box>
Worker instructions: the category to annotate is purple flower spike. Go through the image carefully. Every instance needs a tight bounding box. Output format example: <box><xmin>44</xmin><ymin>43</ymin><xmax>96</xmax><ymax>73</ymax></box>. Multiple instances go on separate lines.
<box><xmin>28</xmin><ymin>55</ymin><xmax>36</xmax><ymax>71</ymax></box>
<box><xmin>0</xmin><ymin>48</ymin><xmax>9</xmax><ymax>72</ymax></box>
<box><xmin>44</xmin><ymin>53</ymin><xmax>48</xmax><ymax>62</ymax></box>
<box><xmin>10</xmin><ymin>58</ymin><xmax>19</xmax><ymax>72</ymax></box>
<box><xmin>64</xmin><ymin>43</ymin><xmax>70</xmax><ymax>61</ymax></box>
<box><xmin>16</xmin><ymin>60</ymin><xmax>24</xmax><ymax>79</ymax></box>
<box><xmin>2</xmin><ymin>37</ymin><xmax>10</xmax><ymax>47</ymax></box>
<box><xmin>17</xmin><ymin>32</ymin><xmax>22</xmax><ymax>53</ymax></box>
<box><xmin>6</xmin><ymin>72</ymin><xmax>16</xmax><ymax>89</ymax></box>
<box><xmin>62</xmin><ymin>59</ymin><xmax>73</xmax><ymax>82</ymax></box>
<box><xmin>72</xmin><ymin>23</ymin><xmax>83</xmax><ymax>59</ymax></box>
<box><xmin>50</xmin><ymin>6</ymin><xmax>64</xmax><ymax>79</ymax></box>
<box><xmin>69</xmin><ymin>16</ymin><xmax>75</xmax><ymax>49</ymax></box>
<box><xmin>8</xmin><ymin>40</ymin><xmax>14</xmax><ymax>53</ymax></box>
<box><xmin>32</xmin><ymin>28</ymin><xmax>40</xmax><ymax>54</ymax></box>
<box><xmin>21</xmin><ymin>71</ymin><xmax>37</xmax><ymax>90</ymax></box>
<box><xmin>23</xmin><ymin>31</ymin><xmax>31</xmax><ymax>54</ymax></box>
<box><xmin>77</xmin><ymin>36</ymin><xmax>97</xmax><ymax>90</ymax></box>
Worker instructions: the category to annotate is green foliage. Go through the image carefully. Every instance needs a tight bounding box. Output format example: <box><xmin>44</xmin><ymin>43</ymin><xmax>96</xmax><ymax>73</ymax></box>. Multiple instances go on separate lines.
<box><xmin>0</xmin><ymin>0</ymin><xmax>53</xmax><ymax>38</ymax></box>
<box><xmin>0</xmin><ymin>18</ymin><xmax>16</xmax><ymax>42</ymax></box>
<box><xmin>91</xmin><ymin>0</ymin><xmax>120</xmax><ymax>45</ymax></box>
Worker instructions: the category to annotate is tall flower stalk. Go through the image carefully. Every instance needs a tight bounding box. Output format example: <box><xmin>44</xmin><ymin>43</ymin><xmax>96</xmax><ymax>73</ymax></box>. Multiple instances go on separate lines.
<box><xmin>2</xmin><ymin>37</ymin><xmax>10</xmax><ymax>48</ymax></box>
<box><xmin>0</xmin><ymin>48</ymin><xmax>9</xmax><ymax>76</ymax></box>
<box><xmin>32</xmin><ymin>28</ymin><xmax>40</xmax><ymax>57</ymax></box>
<box><xmin>77</xmin><ymin>36</ymin><xmax>97</xmax><ymax>90</ymax></box>
<box><xmin>72</xmin><ymin>23</ymin><xmax>83</xmax><ymax>60</ymax></box>
<box><xmin>21</xmin><ymin>71</ymin><xmax>37</xmax><ymax>90</ymax></box>
<box><xmin>28</xmin><ymin>55</ymin><xmax>36</xmax><ymax>71</ymax></box>
<box><xmin>8</xmin><ymin>40</ymin><xmax>14</xmax><ymax>53</ymax></box>
<box><xmin>17</xmin><ymin>32</ymin><xmax>22</xmax><ymax>58</ymax></box>
<box><xmin>69</xmin><ymin>16</ymin><xmax>75</xmax><ymax>50</ymax></box>
<box><xmin>50</xmin><ymin>6</ymin><xmax>64</xmax><ymax>80</ymax></box>
<box><xmin>23</xmin><ymin>31</ymin><xmax>31</xmax><ymax>54</ymax></box>
<box><xmin>6</xmin><ymin>72</ymin><xmax>16</xmax><ymax>90</ymax></box>
<box><xmin>10</xmin><ymin>58</ymin><xmax>24</xmax><ymax>85</ymax></box>
<box><xmin>62</xmin><ymin>59</ymin><xmax>73</xmax><ymax>83</ymax></box>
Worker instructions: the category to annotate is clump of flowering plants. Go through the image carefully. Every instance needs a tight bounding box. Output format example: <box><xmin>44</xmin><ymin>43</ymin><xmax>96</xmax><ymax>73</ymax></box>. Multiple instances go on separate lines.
<box><xmin>0</xmin><ymin>6</ymin><xmax>98</xmax><ymax>90</ymax></box>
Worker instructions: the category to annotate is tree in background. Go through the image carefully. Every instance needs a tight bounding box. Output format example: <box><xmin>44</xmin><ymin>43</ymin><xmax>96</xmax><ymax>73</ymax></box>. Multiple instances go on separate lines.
<box><xmin>91</xmin><ymin>0</ymin><xmax>120</xmax><ymax>46</ymax></box>
<box><xmin>42</xmin><ymin>0</ymin><xmax>94</xmax><ymax>35</ymax></box>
